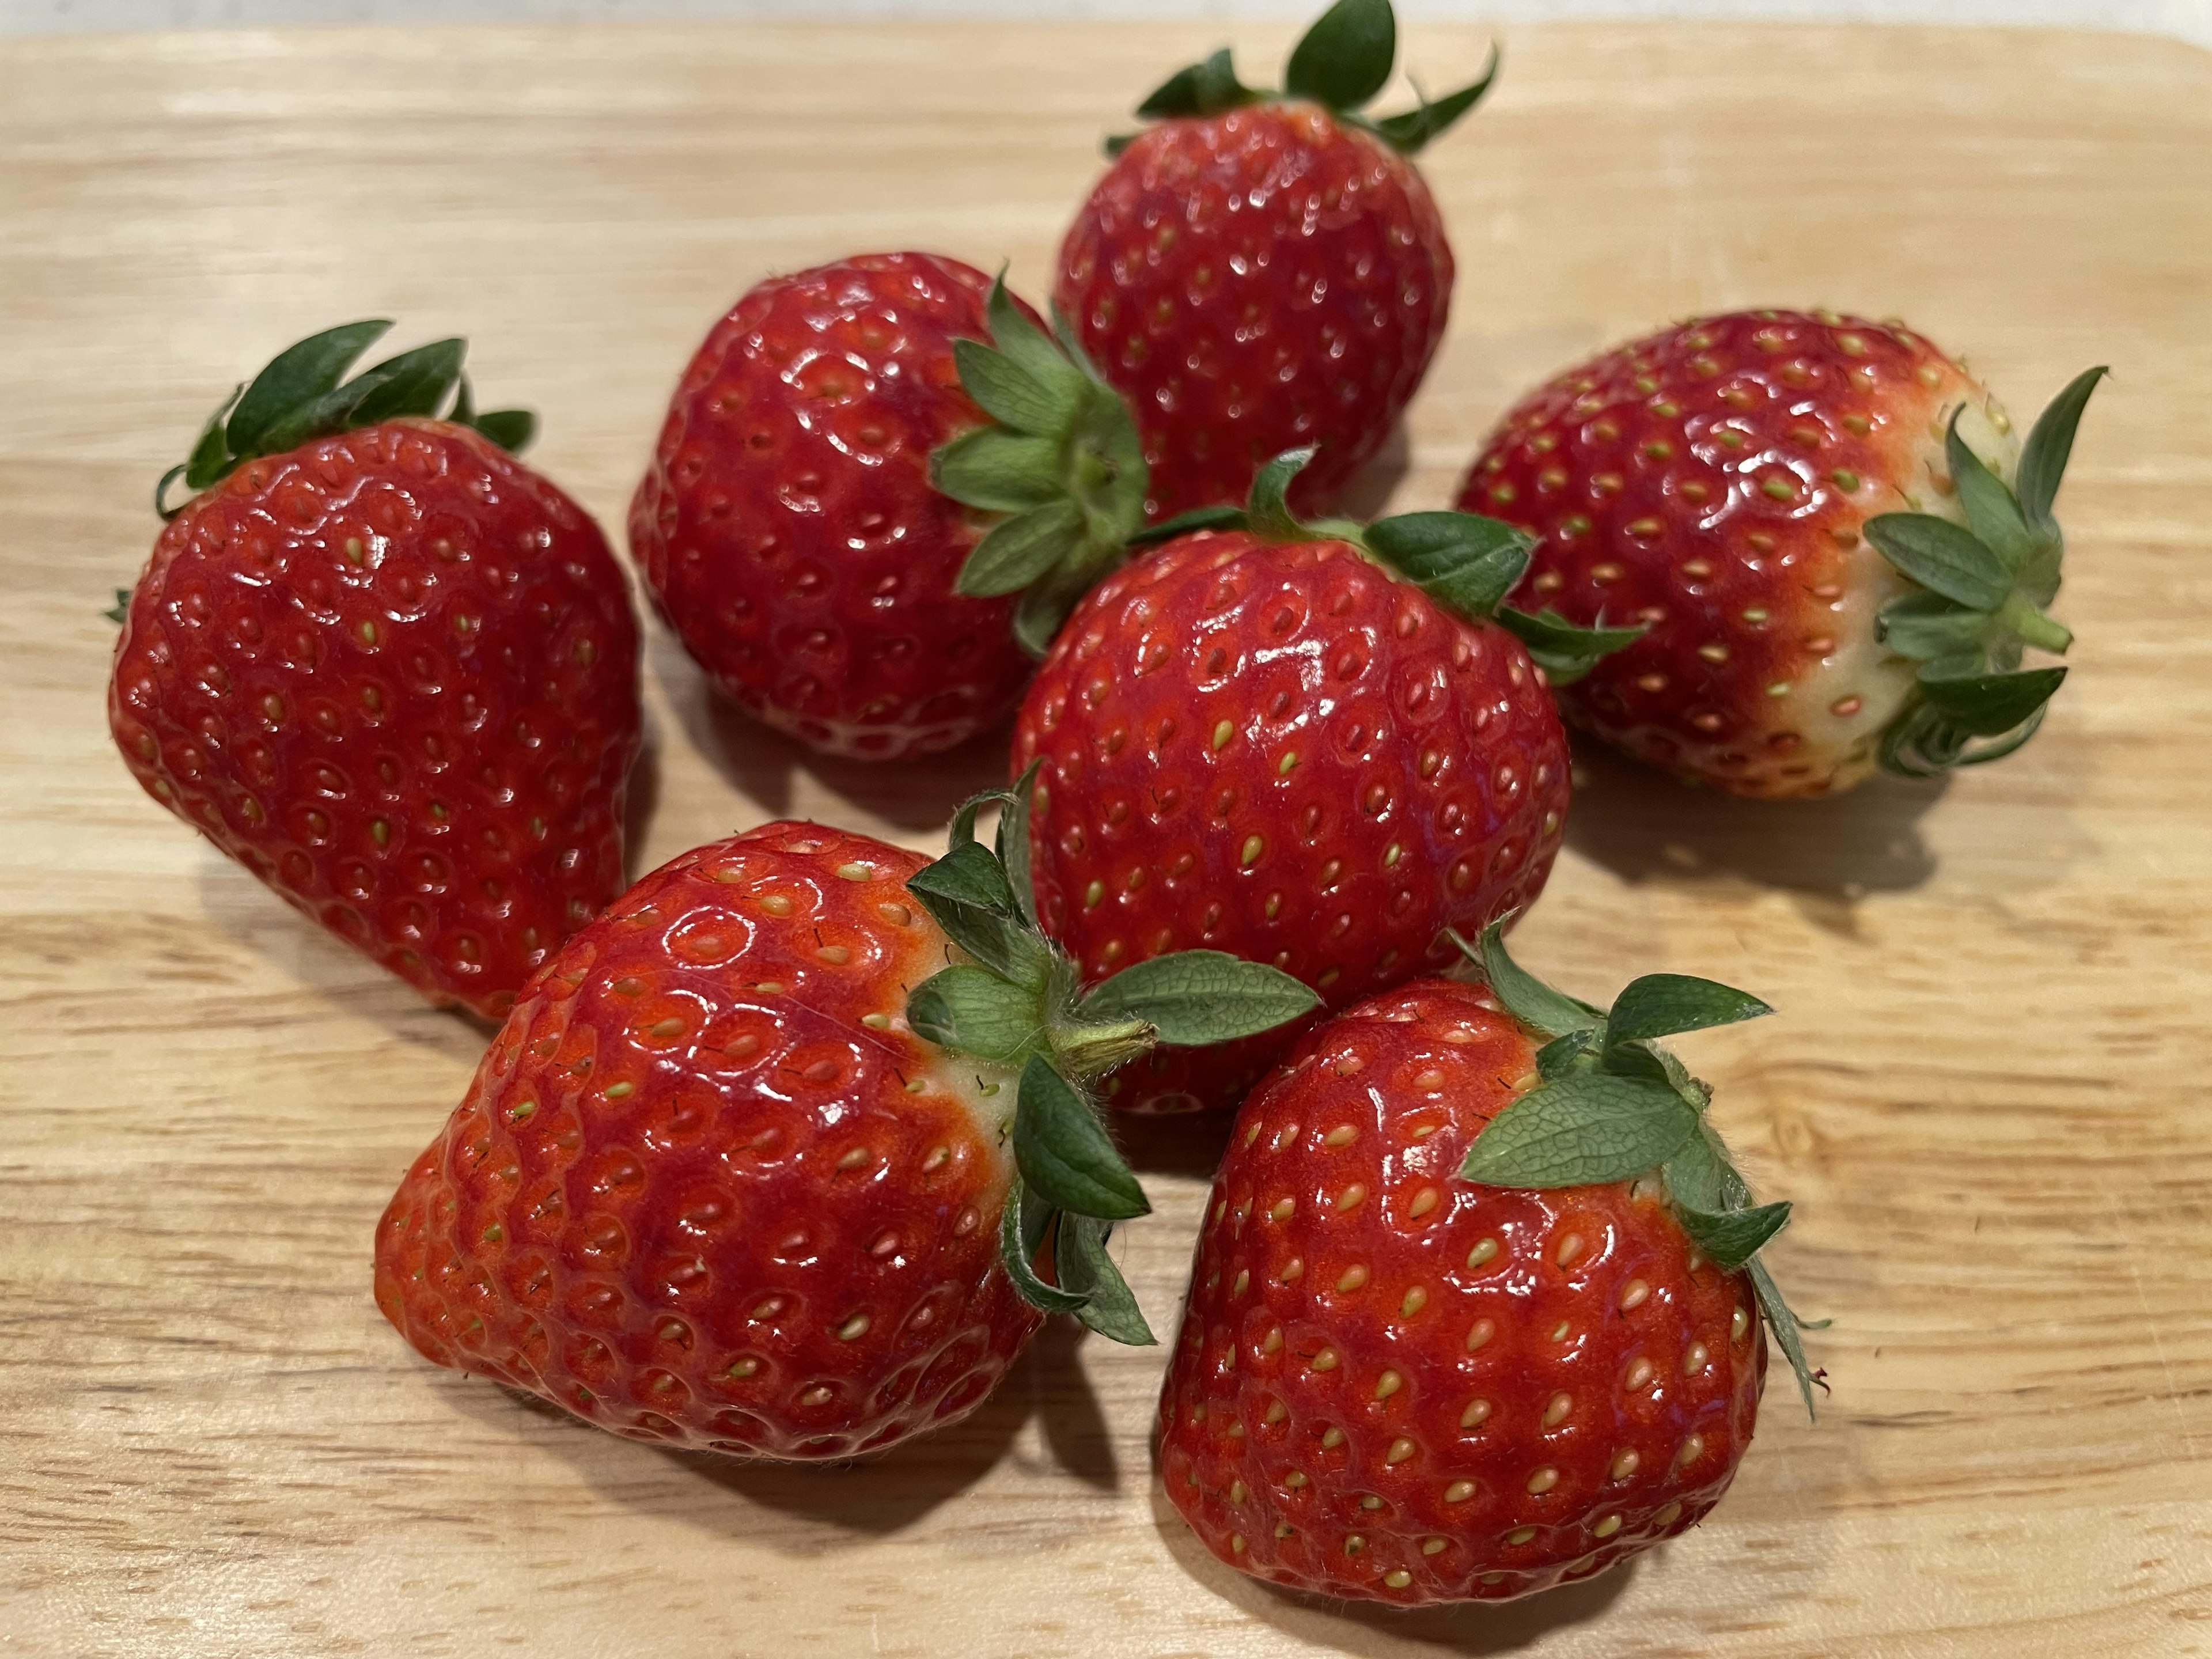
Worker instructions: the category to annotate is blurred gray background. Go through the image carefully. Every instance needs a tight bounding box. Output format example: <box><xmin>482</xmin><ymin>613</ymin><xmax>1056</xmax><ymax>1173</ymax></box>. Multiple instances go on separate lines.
<box><xmin>4</xmin><ymin>0</ymin><xmax>2208</xmax><ymax>44</ymax></box>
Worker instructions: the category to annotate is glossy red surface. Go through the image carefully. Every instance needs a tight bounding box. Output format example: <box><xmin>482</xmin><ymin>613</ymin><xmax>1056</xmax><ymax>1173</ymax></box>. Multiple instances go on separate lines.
<box><xmin>374</xmin><ymin>823</ymin><xmax>1040</xmax><ymax>1460</ymax></box>
<box><xmin>107</xmin><ymin>417</ymin><xmax>639</xmax><ymax>1019</ymax></box>
<box><xmin>1158</xmin><ymin>979</ymin><xmax>1765</xmax><ymax>1605</ymax></box>
<box><xmin>1058</xmin><ymin>103</ymin><xmax>1453</xmax><ymax>520</ymax></box>
<box><xmin>1459</xmin><ymin>309</ymin><xmax>1980</xmax><ymax>797</ymax></box>
<box><xmin>1014</xmin><ymin>530</ymin><xmax>1569</xmax><ymax>1114</ymax></box>
<box><xmin>630</xmin><ymin>252</ymin><xmax>1033</xmax><ymax>761</ymax></box>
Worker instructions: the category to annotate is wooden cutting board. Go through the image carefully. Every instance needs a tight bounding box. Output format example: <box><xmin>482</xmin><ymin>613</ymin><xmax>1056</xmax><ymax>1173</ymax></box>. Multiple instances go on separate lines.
<box><xmin>3</xmin><ymin>18</ymin><xmax>2209</xmax><ymax>1658</ymax></box>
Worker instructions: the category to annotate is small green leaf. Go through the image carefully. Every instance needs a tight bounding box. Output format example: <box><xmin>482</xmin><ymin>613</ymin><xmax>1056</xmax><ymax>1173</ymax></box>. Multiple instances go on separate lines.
<box><xmin>2016</xmin><ymin>366</ymin><xmax>2107</xmax><ymax>530</ymax></box>
<box><xmin>225</xmin><ymin>319</ymin><xmax>392</xmax><ymax>454</ymax></box>
<box><xmin>999</xmin><ymin>1187</ymin><xmax>1088</xmax><ymax>1315</ymax></box>
<box><xmin>1129</xmin><ymin>503</ymin><xmax>1248</xmax><ymax>547</ymax></box>
<box><xmin>1677</xmin><ymin>1200</ymin><xmax>1791</xmax><ymax>1271</ymax></box>
<box><xmin>452</xmin><ymin>374</ymin><xmax>476</xmax><ymax>427</ymax></box>
<box><xmin>1945</xmin><ymin>414</ymin><xmax>2033</xmax><ymax>576</ymax></box>
<box><xmin>1661</xmin><ymin>1123</ymin><xmax>1749</xmax><ymax>1214</ymax></box>
<box><xmin>1247</xmin><ymin>448</ymin><xmax>1316</xmax><ymax>541</ymax></box>
<box><xmin>1457</xmin><ymin>921</ymin><xmax>1603</xmax><ymax>1039</ymax></box>
<box><xmin>154</xmin><ymin>465</ymin><xmax>191</xmax><ymax>520</ymax></box>
<box><xmin>1136</xmin><ymin>47</ymin><xmax>1257</xmax><ymax>120</ymax></box>
<box><xmin>1749</xmin><ymin>1257</ymin><xmax>1825</xmax><ymax>1422</ymax></box>
<box><xmin>954</xmin><ymin>338</ymin><xmax>1080</xmax><ymax>438</ymax></box>
<box><xmin>1055</xmin><ymin>1213</ymin><xmax>1157</xmax><ymax>1344</ymax></box>
<box><xmin>1012</xmin><ymin>578</ymin><xmax>1078</xmax><ymax>660</ymax></box>
<box><xmin>1077</xmin><ymin>950</ymin><xmax>1320</xmax><ymax>1046</ymax></box>
<box><xmin>1459</xmin><ymin>1072</ymin><xmax>1699</xmax><ymax>1188</ymax></box>
<box><xmin>1493</xmin><ymin>605</ymin><xmax>1645</xmax><ymax>686</ymax></box>
<box><xmin>909</xmin><ymin>836</ymin><xmax>1016</xmax><ymax>918</ymax></box>
<box><xmin>906</xmin><ymin>964</ymin><xmax>1046</xmax><ymax>1067</ymax></box>
<box><xmin>1013</xmin><ymin>1054</ymin><xmax>1149</xmax><ymax>1222</ymax></box>
<box><xmin>470</xmin><ymin>408</ymin><xmax>535</xmax><ymax>453</ymax></box>
<box><xmin>957</xmin><ymin>501</ymin><xmax>1088</xmax><ymax>597</ymax></box>
<box><xmin>1876</xmin><ymin>591</ymin><xmax>1991</xmax><ymax>662</ymax></box>
<box><xmin>997</xmin><ymin>759</ymin><xmax>1043</xmax><ymax>929</ymax></box>
<box><xmin>180</xmin><ymin>385</ymin><xmax>245</xmax><ymax>491</ymax></box>
<box><xmin>1916</xmin><ymin>665</ymin><xmax>2067</xmax><ymax>736</ymax></box>
<box><xmin>1370</xmin><ymin>46</ymin><xmax>1499</xmax><ymax>154</ymax></box>
<box><xmin>1362</xmin><ymin>510</ymin><xmax>1532</xmax><ymax>621</ymax></box>
<box><xmin>1534</xmin><ymin>1028</ymin><xmax>1596</xmax><ymax>1078</ymax></box>
<box><xmin>348</xmin><ymin>338</ymin><xmax>468</xmax><ymax>425</ymax></box>
<box><xmin>980</xmin><ymin>274</ymin><xmax>1069</xmax><ymax>395</ymax></box>
<box><xmin>1605</xmin><ymin>1037</ymin><xmax>1713</xmax><ymax>1109</ymax></box>
<box><xmin>1605</xmin><ymin>974</ymin><xmax>1771</xmax><ymax>1048</ymax></box>
<box><xmin>1863</xmin><ymin>512</ymin><xmax>2010</xmax><ymax>611</ymax></box>
<box><xmin>1285</xmin><ymin>0</ymin><xmax>1396</xmax><ymax>112</ymax></box>
<box><xmin>933</xmin><ymin>422</ymin><xmax>1062</xmax><ymax>513</ymax></box>
<box><xmin>104</xmin><ymin>586</ymin><xmax>132</xmax><ymax>626</ymax></box>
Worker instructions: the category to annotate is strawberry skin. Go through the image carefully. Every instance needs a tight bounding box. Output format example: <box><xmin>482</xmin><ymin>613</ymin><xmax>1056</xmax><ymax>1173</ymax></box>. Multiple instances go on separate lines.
<box><xmin>1059</xmin><ymin>103</ymin><xmax>1453</xmax><ymax>521</ymax></box>
<box><xmin>374</xmin><ymin>821</ymin><xmax>1040</xmax><ymax>1460</ymax></box>
<box><xmin>1013</xmin><ymin>529</ymin><xmax>1568</xmax><ymax>1115</ymax></box>
<box><xmin>109</xmin><ymin>417</ymin><xmax>639</xmax><ymax>1020</ymax></box>
<box><xmin>1459</xmin><ymin>309</ymin><xmax>2016</xmax><ymax>797</ymax></box>
<box><xmin>1158</xmin><ymin>978</ymin><xmax>1764</xmax><ymax>1605</ymax></box>
<box><xmin>631</xmin><ymin>252</ymin><xmax>1033</xmax><ymax>761</ymax></box>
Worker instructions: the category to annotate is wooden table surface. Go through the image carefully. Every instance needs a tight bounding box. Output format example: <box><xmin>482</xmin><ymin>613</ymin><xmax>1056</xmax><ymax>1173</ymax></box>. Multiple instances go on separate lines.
<box><xmin>4</xmin><ymin>18</ymin><xmax>2210</xmax><ymax>1658</ymax></box>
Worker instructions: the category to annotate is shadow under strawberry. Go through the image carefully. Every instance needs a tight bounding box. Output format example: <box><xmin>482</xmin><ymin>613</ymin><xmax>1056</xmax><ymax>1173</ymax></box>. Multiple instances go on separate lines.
<box><xmin>1562</xmin><ymin>741</ymin><xmax>1949</xmax><ymax>929</ymax></box>
<box><xmin>1143</xmin><ymin>1476</ymin><xmax>1634</xmax><ymax>1652</ymax></box>
<box><xmin>653</xmin><ymin>632</ymin><xmax>1016</xmax><ymax>835</ymax></box>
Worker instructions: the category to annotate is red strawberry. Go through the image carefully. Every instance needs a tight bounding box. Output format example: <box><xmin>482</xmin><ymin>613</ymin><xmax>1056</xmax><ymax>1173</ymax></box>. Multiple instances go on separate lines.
<box><xmin>1158</xmin><ymin>926</ymin><xmax>1819</xmax><ymax>1605</ymax></box>
<box><xmin>376</xmin><ymin>806</ymin><xmax>1313</xmax><ymax>1459</ymax></box>
<box><xmin>1056</xmin><ymin>0</ymin><xmax>1494</xmax><ymax>520</ymax></box>
<box><xmin>1013</xmin><ymin>451</ymin><xmax>1629</xmax><ymax>1115</ymax></box>
<box><xmin>1457</xmin><ymin>309</ymin><xmax>2103</xmax><ymax>796</ymax></box>
<box><xmin>631</xmin><ymin>253</ymin><xmax>1149</xmax><ymax>760</ymax></box>
<box><xmin>108</xmin><ymin>322</ymin><xmax>639</xmax><ymax>1020</ymax></box>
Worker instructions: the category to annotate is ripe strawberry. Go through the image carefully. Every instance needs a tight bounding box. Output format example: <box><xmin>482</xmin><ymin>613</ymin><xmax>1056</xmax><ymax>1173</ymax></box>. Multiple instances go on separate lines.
<box><xmin>1158</xmin><ymin>925</ymin><xmax>1819</xmax><ymax>1605</ymax></box>
<box><xmin>1457</xmin><ymin>309</ymin><xmax>2104</xmax><ymax>796</ymax></box>
<box><xmin>1057</xmin><ymin>0</ymin><xmax>1494</xmax><ymax>520</ymax></box>
<box><xmin>375</xmin><ymin>805</ymin><xmax>1312</xmax><ymax>1460</ymax></box>
<box><xmin>631</xmin><ymin>253</ymin><xmax>1147</xmax><ymax>760</ymax></box>
<box><xmin>108</xmin><ymin>321</ymin><xmax>639</xmax><ymax>1020</ymax></box>
<box><xmin>1013</xmin><ymin>450</ymin><xmax>1631</xmax><ymax>1115</ymax></box>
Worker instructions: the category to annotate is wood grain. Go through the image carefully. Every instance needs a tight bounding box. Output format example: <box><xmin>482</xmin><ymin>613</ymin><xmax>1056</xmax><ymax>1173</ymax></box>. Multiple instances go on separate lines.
<box><xmin>3</xmin><ymin>19</ymin><xmax>2210</xmax><ymax>1657</ymax></box>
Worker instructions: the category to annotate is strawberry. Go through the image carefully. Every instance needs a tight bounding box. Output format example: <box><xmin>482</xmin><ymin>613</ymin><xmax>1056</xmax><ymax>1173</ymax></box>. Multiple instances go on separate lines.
<box><xmin>1457</xmin><ymin>309</ymin><xmax>2104</xmax><ymax>796</ymax></box>
<box><xmin>1157</xmin><ymin>925</ymin><xmax>1820</xmax><ymax>1605</ymax></box>
<box><xmin>108</xmin><ymin>321</ymin><xmax>640</xmax><ymax>1020</ymax></box>
<box><xmin>1056</xmin><ymin>0</ymin><xmax>1494</xmax><ymax>520</ymax></box>
<box><xmin>374</xmin><ymin>801</ymin><xmax>1312</xmax><ymax>1459</ymax></box>
<box><xmin>630</xmin><ymin>253</ymin><xmax>1149</xmax><ymax>759</ymax></box>
<box><xmin>1013</xmin><ymin>450</ymin><xmax>1631</xmax><ymax>1115</ymax></box>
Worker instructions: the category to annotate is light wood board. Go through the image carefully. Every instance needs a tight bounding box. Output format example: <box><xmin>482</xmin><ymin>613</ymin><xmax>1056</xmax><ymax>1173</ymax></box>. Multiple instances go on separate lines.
<box><xmin>3</xmin><ymin>18</ymin><xmax>2210</xmax><ymax>1658</ymax></box>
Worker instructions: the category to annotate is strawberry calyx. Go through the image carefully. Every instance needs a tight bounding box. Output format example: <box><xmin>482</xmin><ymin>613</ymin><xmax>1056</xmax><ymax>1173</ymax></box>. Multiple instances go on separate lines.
<box><xmin>155</xmin><ymin>320</ymin><xmax>536</xmax><ymax>520</ymax></box>
<box><xmin>901</xmin><ymin>763</ymin><xmax>1319</xmax><ymax>1343</ymax></box>
<box><xmin>1107</xmin><ymin>0</ymin><xmax>1499</xmax><ymax>158</ymax></box>
<box><xmin>931</xmin><ymin>276</ymin><xmax>1152</xmax><ymax>657</ymax></box>
<box><xmin>1865</xmin><ymin>366</ymin><xmax>2107</xmax><ymax>778</ymax></box>
<box><xmin>1138</xmin><ymin>447</ymin><xmax>1643</xmax><ymax>685</ymax></box>
<box><xmin>1450</xmin><ymin>921</ymin><xmax>1828</xmax><ymax>1419</ymax></box>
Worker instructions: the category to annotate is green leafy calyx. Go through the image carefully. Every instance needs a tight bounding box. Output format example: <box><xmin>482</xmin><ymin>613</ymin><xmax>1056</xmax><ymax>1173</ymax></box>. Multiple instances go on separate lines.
<box><xmin>1451</xmin><ymin>922</ymin><xmax>1824</xmax><ymax>1419</ymax></box>
<box><xmin>931</xmin><ymin>277</ymin><xmax>1152</xmax><ymax>657</ymax></box>
<box><xmin>1143</xmin><ymin>448</ymin><xmax>1640</xmax><ymax>684</ymax></box>
<box><xmin>1115</xmin><ymin>0</ymin><xmax>1497</xmax><ymax>157</ymax></box>
<box><xmin>156</xmin><ymin>320</ymin><xmax>536</xmax><ymax>520</ymax></box>
<box><xmin>904</xmin><ymin>764</ymin><xmax>1319</xmax><ymax>1342</ymax></box>
<box><xmin>1866</xmin><ymin>367</ymin><xmax>2105</xmax><ymax>778</ymax></box>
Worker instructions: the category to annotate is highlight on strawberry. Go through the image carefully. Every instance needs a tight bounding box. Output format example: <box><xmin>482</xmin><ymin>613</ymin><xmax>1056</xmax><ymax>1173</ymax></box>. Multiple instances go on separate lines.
<box><xmin>1012</xmin><ymin>448</ymin><xmax>1637</xmax><ymax>1115</ymax></box>
<box><xmin>375</xmin><ymin>794</ymin><xmax>1314</xmax><ymax>1461</ymax></box>
<box><xmin>108</xmin><ymin>321</ymin><xmax>639</xmax><ymax>1020</ymax></box>
<box><xmin>1459</xmin><ymin>309</ymin><xmax>2103</xmax><ymax>797</ymax></box>
<box><xmin>1158</xmin><ymin>922</ymin><xmax>1817</xmax><ymax>1605</ymax></box>
<box><xmin>1059</xmin><ymin>0</ymin><xmax>1498</xmax><ymax>519</ymax></box>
